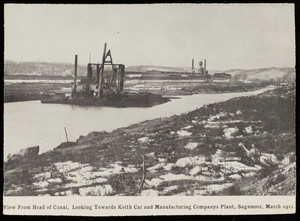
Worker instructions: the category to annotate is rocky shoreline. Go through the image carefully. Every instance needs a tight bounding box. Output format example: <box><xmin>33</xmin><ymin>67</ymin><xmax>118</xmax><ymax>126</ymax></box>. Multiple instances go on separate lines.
<box><xmin>4</xmin><ymin>85</ymin><xmax>295</xmax><ymax>196</ymax></box>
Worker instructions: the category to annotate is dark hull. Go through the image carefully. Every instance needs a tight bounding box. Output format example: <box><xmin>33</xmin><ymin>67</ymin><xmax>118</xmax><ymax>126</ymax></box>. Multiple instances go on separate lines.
<box><xmin>41</xmin><ymin>93</ymin><xmax>170</xmax><ymax>107</ymax></box>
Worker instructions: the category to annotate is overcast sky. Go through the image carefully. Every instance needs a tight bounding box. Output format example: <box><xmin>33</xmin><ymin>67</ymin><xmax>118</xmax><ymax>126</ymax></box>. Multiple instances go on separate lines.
<box><xmin>4</xmin><ymin>4</ymin><xmax>295</xmax><ymax>70</ymax></box>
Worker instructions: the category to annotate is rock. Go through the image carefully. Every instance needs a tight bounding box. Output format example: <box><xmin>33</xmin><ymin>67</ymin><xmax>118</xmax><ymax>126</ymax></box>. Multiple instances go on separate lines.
<box><xmin>229</xmin><ymin>174</ymin><xmax>242</xmax><ymax>180</ymax></box>
<box><xmin>160</xmin><ymin>173</ymin><xmax>191</xmax><ymax>182</ymax></box>
<box><xmin>138</xmin><ymin>137</ymin><xmax>152</xmax><ymax>143</ymax></box>
<box><xmin>189</xmin><ymin>166</ymin><xmax>202</xmax><ymax>176</ymax></box>
<box><xmin>211</xmin><ymin>149</ymin><xmax>240</xmax><ymax>163</ymax></box>
<box><xmin>124</xmin><ymin>167</ymin><xmax>138</xmax><ymax>173</ymax></box>
<box><xmin>33</xmin><ymin>181</ymin><xmax>49</xmax><ymax>189</ymax></box>
<box><xmin>79</xmin><ymin>184</ymin><xmax>113</xmax><ymax>196</ymax></box>
<box><xmin>145</xmin><ymin>152</ymin><xmax>155</xmax><ymax>157</ymax></box>
<box><xmin>5</xmin><ymin>187</ymin><xmax>25</xmax><ymax>196</ymax></box>
<box><xmin>205</xmin><ymin>183</ymin><xmax>234</xmax><ymax>194</ymax></box>
<box><xmin>242</xmin><ymin>172</ymin><xmax>256</xmax><ymax>178</ymax></box>
<box><xmin>140</xmin><ymin>189</ymin><xmax>159</xmax><ymax>196</ymax></box>
<box><xmin>175</xmin><ymin>157</ymin><xmax>193</xmax><ymax>168</ymax></box>
<box><xmin>47</xmin><ymin>178</ymin><xmax>63</xmax><ymax>184</ymax></box>
<box><xmin>54</xmin><ymin>192</ymin><xmax>66</xmax><ymax>196</ymax></box>
<box><xmin>148</xmin><ymin>163</ymin><xmax>164</xmax><ymax>172</ymax></box>
<box><xmin>184</xmin><ymin>142</ymin><xmax>198</xmax><ymax>150</ymax></box>
<box><xmin>158</xmin><ymin>158</ymin><xmax>167</xmax><ymax>163</ymax></box>
<box><xmin>259</xmin><ymin>153</ymin><xmax>279</xmax><ymax>167</ymax></box>
<box><xmin>201</xmin><ymin>171</ymin><xmax>212</xmax><ymax>176</ymax></box>
<box><xmin>236</xmin><ymin>110</ymin><xmax>242</xmax><ymax>115</ymax></box>
<box><xmin>281</xmin><ymin>152</ymin><xmax>296</xmax><ymax>165</ymax></box>
<box><xmin>244</xmin><ymin>126</ymin><xmax>253</xmax><ymax>134</ymax></box>
<box><xmin>204</xmin><ymin>124</ymin><xmax>220</xmax><ymax>129</ymax></box>
<box><xmin>163</xmin><ymin>163</ymin><xmax>175</xmax><ymax>171</ymax></box>
<box><xmin>18</xmin><ymin>146</ymin><xmax>39</xmax><ymax>157</ymax></box>
<box><xmin>211</xmin><ymin>149</ymin><xmax>226</xmax><ymax>163</ymax></box>
<box><xmin>223</xmin><ymin>127</ymin><xmax>239</xmax><ymax>139</ymax></box>
<box><xmin>33</xmin><ymin>172</ymin><xmax>51</xmax><ymax>180</ymax></box>
<box><xmin>146</xmin><ymin>178</ymin><xmax>164</xmax><ymax>188</ymax></box>
<box><xmin>281</xmin><ymin>162</ymin><xmax>296</xmax><ymax>176</ymax></box>
<box><xmin>194</xmin><ymin>175</ymin><xmax>225</xmax><ymax>182</ymax></box>
<box><xmin>64</xmin><ymin>190</ymin><xmax>74</xmax><ymax>196</ymax></box>
<box><xmin>175</xmin><ymin>155</ymin><xmax>206</xmax><ymax>168</ymax></box>
<box><xmin>7</xmin><ymin>146</ymin><xmax>39</xmax><ymax>161</ymax></box>
<box><xmin>54</xmin><ymin>161</ymin><xmax>82</xmax><ymax>173</ymax></box>
<box><xmin>177</xmin><ymin>130</ymin><xmax>192</xmax><ymax>137</ymax></box>
<box><xmin>208</xmin><ymin>112</ymin><xmax>227</xmax><ymax>121</ymax></box>
<box><xmin>92</xmin><ymin>177</ymin><xmax>109</xmax><ymax>184</ymax></box>
<box><xmin>161</xmin><ymin>185</ymin><xmax>179</xmax><ymax>195</ymax></box>
<box><xmin>217</xmin><ymin>161</ymin><xmax>261</xmax><ymax>174</ymax></box>
<box><xmin>80</xmin><ymin>166</ymin><xmax>94</xmax><ymax>172</ymax></box>
<box><xmin>7</xmin><ymin>153</ymin><xmax>18</xmax><ymax>161</ymax></box>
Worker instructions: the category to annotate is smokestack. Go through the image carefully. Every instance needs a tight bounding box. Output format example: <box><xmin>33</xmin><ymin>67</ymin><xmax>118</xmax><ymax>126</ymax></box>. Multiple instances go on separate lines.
<box><xmin>204</xmin><ymin>59</ymin><xmax>206</xmax><ymax>70</ymax></box>
<box><xmin>192</xmin><ymin>59</ymin><xmax>194</xmax><ymax>72</ymax></box>
<box><xmin>73</xmin><ymin>54</ymin><xmax>78</xmax><ymax>95</ymax></box>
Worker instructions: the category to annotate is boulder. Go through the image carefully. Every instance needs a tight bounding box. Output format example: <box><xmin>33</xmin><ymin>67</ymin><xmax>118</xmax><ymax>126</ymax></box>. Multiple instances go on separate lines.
<box><xmin>223</xmin><ymin>127</ymin><xmax>239</xmax><ymax>139</ymax></box>
<box><xmin>184</xmin><ymin>142</ymin><xmax>198</xmax><ymax>150</ymax></box>
<box><xmin>138</xmin><ymin>137</ymin><xmax>151</xmax><ymax>143</ymax></box>
<box><xmin>177</xmin><ymin>130</ymin><xmax>192</xmax><ymax>137</ymax></box>
<box><xmin>18</xmin><ymin>146</ymin><xmax>39</xmax><ymax>157</ymax></box>
<box><xmin>146</xmin><ymin>178</ymin><xmax>164</xmax><ymax>188</ymax></box>
<box><xmin>189</xmin><ymin>166</ymin><xmax>202</xmax><ymax>176</ymax></box>
<box><xmin>7</xmin><ymin>146</ymin><xmax>39</xmax><ymax>162</ymax></box>
<box><xmin>178</xmin><ymin>155</ymin><xmax>206</xmax><ymax>168</ymax></box>
<box><xmin>259</xmin><ymin>153</ymin><xmax>279</xmax><ymax>167</ymax></box>
<box><xmin>7</xmin><ymin>153</ymin><xmax>18</xmax><ymax>161</ymax></box>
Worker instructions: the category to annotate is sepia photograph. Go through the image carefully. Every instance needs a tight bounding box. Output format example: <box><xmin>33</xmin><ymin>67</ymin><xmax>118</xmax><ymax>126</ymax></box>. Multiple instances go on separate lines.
<box><xmin>3</xmin><ymin>3</ymin><xmax>296</xmax><ymax>216</ymax></box>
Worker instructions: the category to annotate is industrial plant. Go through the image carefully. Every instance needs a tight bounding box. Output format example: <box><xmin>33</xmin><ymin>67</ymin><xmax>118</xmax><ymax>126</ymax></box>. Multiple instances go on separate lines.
<box><xmin>41</xmin><ymin>43</ymin><xmax>169</xmax><ymax>107</ymax></box>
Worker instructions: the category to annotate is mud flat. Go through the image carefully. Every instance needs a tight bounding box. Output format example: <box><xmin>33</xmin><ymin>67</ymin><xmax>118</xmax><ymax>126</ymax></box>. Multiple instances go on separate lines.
<box><xmin>4</xmin><ymin>85</ymin><xmax>295</xmax><ymax>196</ymax></box>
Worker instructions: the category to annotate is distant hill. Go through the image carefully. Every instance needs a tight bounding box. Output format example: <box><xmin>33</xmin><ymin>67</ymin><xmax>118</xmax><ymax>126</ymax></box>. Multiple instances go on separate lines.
<box><xmin>4</xmin><ymin>61</ymin><xmax>295</xmax><ymax>82</ymax></box>
<box><xmin>225</xmin><ymin>67</ymin><xmax>295</xmax><ymax>82</ymax></box>
<box><xmin>4</xmin><ymin>61</ymin><xmax>86</xmax><ymax>76</ymax></box>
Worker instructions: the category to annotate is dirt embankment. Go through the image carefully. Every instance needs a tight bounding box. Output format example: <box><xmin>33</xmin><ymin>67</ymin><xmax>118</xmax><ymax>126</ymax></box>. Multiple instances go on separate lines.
<box><xmin>4</xmin><ymin>85</ymin><xmax>295</xmax><ymax>196</ymax></box>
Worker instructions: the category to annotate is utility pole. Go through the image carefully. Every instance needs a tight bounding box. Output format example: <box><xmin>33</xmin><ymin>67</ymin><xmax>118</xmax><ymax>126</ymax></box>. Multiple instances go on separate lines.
<box><xmin>64</xmin><ymin>127</ymin><xmax>69</xmax><ymax>143</ymax></box>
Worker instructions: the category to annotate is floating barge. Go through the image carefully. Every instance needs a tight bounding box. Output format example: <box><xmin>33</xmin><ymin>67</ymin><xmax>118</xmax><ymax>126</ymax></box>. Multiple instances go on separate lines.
<box><xmin>41</xmin><ymin>92</ymin><xmax>169</xmax><ymax>107</ymax></box>
<box><xmin>41</xmin><ymin>43</ymin><xmax>170</xmax><ymax>107</ymax></box>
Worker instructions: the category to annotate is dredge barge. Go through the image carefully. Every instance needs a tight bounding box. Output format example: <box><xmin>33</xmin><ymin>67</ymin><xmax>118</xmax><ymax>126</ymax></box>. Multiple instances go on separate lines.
<box><xmin>41</xmin><ymin>43</ymin><xmax>169</xmax><ymax>107</ymax></box>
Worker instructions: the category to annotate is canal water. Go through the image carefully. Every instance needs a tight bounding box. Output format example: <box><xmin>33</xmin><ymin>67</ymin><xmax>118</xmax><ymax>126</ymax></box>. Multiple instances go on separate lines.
<box><xmin>4</xmin><ymin>87</ymin><xmax>273</xmax><ymax>159</ymax></box>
